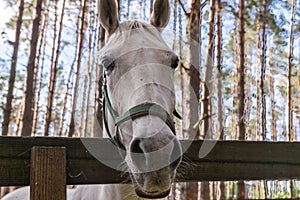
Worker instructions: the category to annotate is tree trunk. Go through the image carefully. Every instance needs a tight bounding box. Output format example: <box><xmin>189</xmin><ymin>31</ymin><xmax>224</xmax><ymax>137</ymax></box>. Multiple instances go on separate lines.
<box><xmin>202</xmin><ymin>0</ymin><xmax>215</xmax><ymax>139</ymax></box>
<box><xmin>216</xmin><ymin>0</ymin><xmax>223</xmax><ymax>140</ymax></box>
<box><xmin>231</xmin><ymin>24</ymin><xmax>238</xmax><ymax>140</ymax></box>
<box><xmin>181</xmin><ymin>182</ymin><xmax>198</xmax><ymax>200</ymax></box>
<box><xmin>172</xmin><ymin>0</ymin><xmax>177</xmax><ymax>50</ymax></box>
<box><xmin>269</xmin><ymin>50</ymin><xmax>277</xmax><ymax>141</ymax></box>
<box><xmin>44</xmin><ymin>0</ymin><xmax>58</xmax><ymax>136</ymax></box>
<box><xmin>200</xmin><ymin>182</ymin><xmax>210</xmax><ymax>199</ymax></box>
<box><xmin>218</xmin><ymin>181</ymin><xmax>225</xmax><ymax>200</ymax></box>
<box><xmin>0</xmin><ymin>187</ymin><xmax>9</xmax><ymax>199</ymax></box>
<box><xmin>85</xmin><ymin>6</ymin><xmax>98</xmax><ymax>137</ymax></box>
<box><xmin>260</xmin><ymin>0</ymin><xmax>267</xmax><ymax>140</ymax></box>
<box><xmin>14</xmin><ymin>101</ymin><xmax>24</xmax><ymax>135</ymax></box>
<box><xmin>287</xmin><ymin>0</ymin><xmax>296</xmax><ymax>142</ymax></box>
<box><xmin>58</xmin><ymin>60</ymin><xmax>75</xmax><ymax>136</ymax></box>
<box><xmin>21</xmin><ymin>0</ymin><xmax>42</xmax><ymax>136</ymax></box>
<box><xmin>216</xmin><ymin>1</ymin><xmax>225</xmax><ymax>198</ymax></box>
<box><xmin>68</xmin><ymin>0</ymin><xmax>88</xmax><ymax>137</ymax></box>
<box><xmin>60</xmin><ymin>62</ymin><xmax>79</xmax><ymax>137</ymax></box>
<box><xmin>287</xmin><ymin>0</ymin><xmax>296</xmax><ymax>195</ymax></box>
<box><xmin>44</xmin><ymin>0</ymin><xmax>66</xmax><ymax>136</ymax></box>
<box><xmin>1</xmin><ymin>0</ymin><xmax>24</xmax><ymax>136</ymax></box>
<box><xmin>255</xmin><ymin>4</ymin><xmax>261</xmax><ymax>140</ymax></box>
<box><xmin>237</xmin><ymin>0</ymin><xmax>246</xmax><ymax>197</ymax></box>
<box><xmin>237</xmin><ymin>0</ymin><xmax>245</xmax><ymax>158</ymax></box>
<box><xmin>95</xmin><ymin>25</ymin><xmax>106</xmax><ymax>138</ymax></box>
<box><xmin>180</xmin><ymin>0</ymin><xmax>201</xmax><ymax>198</ymax></box>
<box><xmin>32</xmin><ymin>0</ymin><xmax>50</xmax><ymax>136</ymax></box>
<box><xmin>181</xmin><ymin>0</ymin><xmax>200</xmax><ymax>139</ymax></box>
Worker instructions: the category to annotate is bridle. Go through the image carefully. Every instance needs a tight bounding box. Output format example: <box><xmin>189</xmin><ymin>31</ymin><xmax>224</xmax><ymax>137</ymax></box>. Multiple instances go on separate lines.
<box><xmin>102</xmin><ymin>68</ymin><xmax>182</xmax><ymax>149</ymax></box>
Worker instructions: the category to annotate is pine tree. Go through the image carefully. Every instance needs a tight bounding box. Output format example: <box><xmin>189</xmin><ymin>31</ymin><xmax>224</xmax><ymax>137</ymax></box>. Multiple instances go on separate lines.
<box><xmin>21</xmin><ymin>0</ymin><xmax>42</xmax><ymax>136</ymax></box>
<box><xmin>202</xmin><ymin>0</ymin><xmax>215</xmax><ymax>139</ymax></box>
<box><xmin>44</xmin><ymin>0</ymin><xmax>67</xmax><ymax>136</ymax></box>
<box><xmin>260</xmin><ymin>0</ymin><xmax>267</xmax><ymax>140</ymax></box>
<box><xmin>32</xmin><ymin>0</ymin><xmax>50</xmax><ymax>135</ymax></box>
<box><xmin>237</xmin><ymin>0</ymin><xmax>246</xmax><ymax>197</ymax></box>
<box><xmin>179</xmin><ymin>0</ymin><xmax>201</xmax><ymax>198</ymax></box>
<box><xmin>287</xmin><ymin>0</ymin><xmax>296</xmax><ymax>142</ymax></box>
<box><xmin>287</xmin><ymin>0</ymin><xmax>297</xmax><ymax>197</ymax></box>
<box><xmin>68</xmin><ymin>0</ymin><xmax>88</xmax><ymax>137</ymax></box>
<box><xmin>95</xmin><ymin>25</ymin><xmax>106</xmax><ymax>138</ymax></box>
<box><xmin>216</xmin><ymin>0</ymin><xmax>225</xmax><ymax>198</ymax></box>
<box><xmin>216</xmin><ymin>0</ymin><xmax>223</xmax><ymax>140</ymax></box>
<box><xmin>1</xmin><ymin>0</ymin><xmax>24</xmax><ymax>136</ymax></box>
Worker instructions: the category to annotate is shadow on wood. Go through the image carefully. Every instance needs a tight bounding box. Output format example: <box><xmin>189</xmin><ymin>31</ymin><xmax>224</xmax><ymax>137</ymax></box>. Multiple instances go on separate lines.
<box><xmin>0</xmin><ymin>136</ymin><xmax>300</xmax><ymax>186</ymax></box>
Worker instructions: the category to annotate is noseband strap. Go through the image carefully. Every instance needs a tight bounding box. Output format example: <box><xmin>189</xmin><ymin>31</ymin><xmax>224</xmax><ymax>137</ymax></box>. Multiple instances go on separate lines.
<box><xmin>102</xmin><ymin>78</ymin><xmax>181</xmax><ymax>149</ymax></box>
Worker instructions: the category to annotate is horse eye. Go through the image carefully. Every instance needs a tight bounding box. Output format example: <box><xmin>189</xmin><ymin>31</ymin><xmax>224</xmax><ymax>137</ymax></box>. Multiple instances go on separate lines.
<box><xmin>171</xmin><ymin>57</ymin><xmax>179</xmax><ymax>69</ymax></box>
<box><xmin>106</xmin><ymin>61</ymin><xmax>115</xmax><ymax>71</ymax></box>
<box><xmin>101</xmin><ymin>57</ymin><xmax>115</xmax><ymax>71</ymax></box>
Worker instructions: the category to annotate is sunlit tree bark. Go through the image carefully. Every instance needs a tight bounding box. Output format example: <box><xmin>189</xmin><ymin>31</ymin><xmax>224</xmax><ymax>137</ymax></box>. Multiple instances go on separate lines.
<box><xmin>216</xmin><ymin>0</ymin><xmax>225</xmax><ymax>198</ymax></box>
<box><xmin>84</xmin><ymin>2</ymin><xmax>97</xmax><ymax>136</ymax></box>
<box><xmin>14</xmin><ymin>101</ymin><xmax>24</xmax><ymax>135</ymax></box>
<box><xmin>1</xmin><ymin>0</ymin><xmax>24</xmax><ymax>136</ymax></box>
<box><xmin>237</xmin><ymin>0</ymin><xmax>245</xmax><ymax>143</ymax></box>
<box><xmin>216</xmin><ymin>0</ymin><xmax>223</xmax><ymax>140</ymax></box>
<box><xmin>287</xmin><ymin>0</ymin><xmax>296</xmax><ymax>142</ymax></box>
<box><xmin>46</xmin><ymin>0</ymin><xmax>67</xmax><ymax>136</ymax></box>
<box><xmin>231</xmin><ymin>24</ymin><xmax>238</xmax><ymax>140</ymax></box>
<box><xmin>58</xmin><ymin>7</ymin><xmax>79</xmax><ymax>137</ymax></box>
<box><xmin>68</xmin><ymin>0</ymin><xmax>88</xmax><ymax>137</ymax></box>
<box><xmin>32</xmin><ymin>0</ymin><xmax>50</xmax><ymax>136</ymax></box>
<box><xmin>255</xmin><ymin>2</ymin><xmax>261</xmax><ymax>141</ymax></box>
<box><xmin>269</xmin><ymin>50</ymin><xmax>277</xmax><ymax>141</ymax></box>
<box><xmin>287</xmin><ymin>0</ymin><xmax>296</xmax><ymax>197</ymax></box>
<box><xmin>21</xmin><ymin>0</ymin><xmax>42</xmax><ymax>136</ymax></box>
<box><xmin>179</xmin><ymin>0</ymin><xmax>200</xmax><ymax>198</ymax></box>
<box><xmin>95</xmin><ymin>25</ymin><xmax>106</xmax><ymax>138</ymax></box>
<box><xmin>180</xmin><ymin>0</ymin><xmax>200</xmax><ymax>139</ymax></box>
<box><xmin>237</xmin><ymin>0</ymin><xmax>246</xmax><ymax>197</ymax></box>
<box><xmin>44</xmin><ymin>0</ymin><xmax>59</xmax><ymax>136</ymax></box>
<box><xmin>260</xmin><ymin>0</ymin><xmax>267</xmax><ymax>140</ymax></box>
<box><xmin>202</xmin><ymin>0</ymin><xmax>215</xmax><ymax>139</ymax></box>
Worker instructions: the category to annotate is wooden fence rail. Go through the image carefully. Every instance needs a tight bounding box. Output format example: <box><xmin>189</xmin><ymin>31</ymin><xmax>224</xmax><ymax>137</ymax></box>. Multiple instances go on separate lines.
<box><xmin>1</xmin><ymin>136</ymin><xmax>300</xmax><ymax>187</ymax></box>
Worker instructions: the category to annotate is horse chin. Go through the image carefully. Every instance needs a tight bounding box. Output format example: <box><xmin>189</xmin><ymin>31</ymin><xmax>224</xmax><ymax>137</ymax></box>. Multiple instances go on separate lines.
<box><xmin>130</xmin><ymin>172</ymin><xmax>172</xmax><ymax>199</ymax></box>
<box><xmin>135</xmin><ymin>187</ymin><xmax>170</xmax><ymax>199</ymax></box>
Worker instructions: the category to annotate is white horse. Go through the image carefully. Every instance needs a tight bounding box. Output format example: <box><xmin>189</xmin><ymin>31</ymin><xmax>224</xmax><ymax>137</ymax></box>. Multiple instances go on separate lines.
<box><xmin>2</xmin><ymin>0</ymin><xmax>182</xmax><ymax>199</ymax></box>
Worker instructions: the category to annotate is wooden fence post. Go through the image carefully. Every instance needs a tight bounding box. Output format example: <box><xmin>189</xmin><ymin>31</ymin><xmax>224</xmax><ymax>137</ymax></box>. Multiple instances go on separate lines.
<box><xmin>30</xmin><ymin>146</ymin><xmax>66</xmax><ymax>200</ymax></box>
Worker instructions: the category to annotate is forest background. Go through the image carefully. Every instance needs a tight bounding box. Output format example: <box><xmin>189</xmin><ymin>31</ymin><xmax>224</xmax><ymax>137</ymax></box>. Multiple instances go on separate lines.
<box><xmin>0</xmin><ymin>0</ymin><xmax>299</xmax><ymax>199</ymax></box>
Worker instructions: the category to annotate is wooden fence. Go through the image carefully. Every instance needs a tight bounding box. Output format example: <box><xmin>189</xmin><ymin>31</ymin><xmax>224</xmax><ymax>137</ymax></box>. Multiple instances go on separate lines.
<box><xmin>1</xmin><ymin>136</ymin><xmax>300</xmax><ymax>199</ymax></box>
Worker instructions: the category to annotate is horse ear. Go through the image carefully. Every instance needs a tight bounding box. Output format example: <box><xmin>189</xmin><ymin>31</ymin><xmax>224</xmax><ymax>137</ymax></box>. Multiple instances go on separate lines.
<box><xmin>98</xmin><ymin>0</ymin><xmax>119</xmax><ymax>34</ymax></box>
<box><xmin>150</xmin><ymin>0</ymin><xmax>170</xmax><ymax>29</ymax></box>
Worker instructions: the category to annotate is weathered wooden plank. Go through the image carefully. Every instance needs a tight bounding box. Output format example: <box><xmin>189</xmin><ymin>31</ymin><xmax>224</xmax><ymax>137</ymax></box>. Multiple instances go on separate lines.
<box><xmin>0</xmin><ymin>159</ymin><xmax>30</xmax><ymax>186</ymax></box>
<box><xmin>30</xmin><ymin>147</ymin><xmax>66</xmax><ymax>200</ymax></box>
<box><xmin>177</xmin><ymin>162</ymin><xmax>300</xmax><ymax>182</ymax></box>
<box><xmin>0</xmin><ymin>136</ymin><xmax>300</xmax><ymax>186</ymax></box>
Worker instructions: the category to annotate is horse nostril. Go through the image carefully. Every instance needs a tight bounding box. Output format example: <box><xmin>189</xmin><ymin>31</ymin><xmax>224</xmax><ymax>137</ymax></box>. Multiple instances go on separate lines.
<box><xmin>130</xmin><ymin>138</ymin><xmax>147</xmax><ymax>171</ymax></box>
<box><xmin>131</xmin><ymin>138</ymin><xmax>144</xmax><ymax>153</ymax></box>
<box><xmin>130</xmin><ymin>137</ymin><xmax>182</xmax><ymax>172</ymax></box>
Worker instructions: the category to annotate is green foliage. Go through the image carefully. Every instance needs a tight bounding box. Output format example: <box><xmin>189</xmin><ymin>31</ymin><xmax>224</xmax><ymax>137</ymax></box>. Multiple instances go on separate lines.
<box><xmin>5</xmin><ymin>1</ymin><xmax>34</xmax><ymax>32</ymax></box>
<box><xmin>276</xmin><ymin>188</ymin><xmax>290</xmax><ymax>198</ymax></box>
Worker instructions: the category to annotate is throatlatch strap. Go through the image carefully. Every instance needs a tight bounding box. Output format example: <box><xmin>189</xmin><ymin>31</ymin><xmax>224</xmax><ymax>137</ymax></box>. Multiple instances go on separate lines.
<box><xmin>103</xmin><ymin>100</ymin><xmax>125</xmax><ymax>149</ymax></box>
<box><xmin>102</xmin><ymin>84</ymin><xmax>117</xmax><ymax>121</ymax></box>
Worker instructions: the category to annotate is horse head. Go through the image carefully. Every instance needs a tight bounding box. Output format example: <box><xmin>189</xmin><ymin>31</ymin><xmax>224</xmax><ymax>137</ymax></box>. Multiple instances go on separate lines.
<box><xmin>98</xmin><ymin>0</ymin><xmax>182</xmax><ymax>198</ymax></box>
